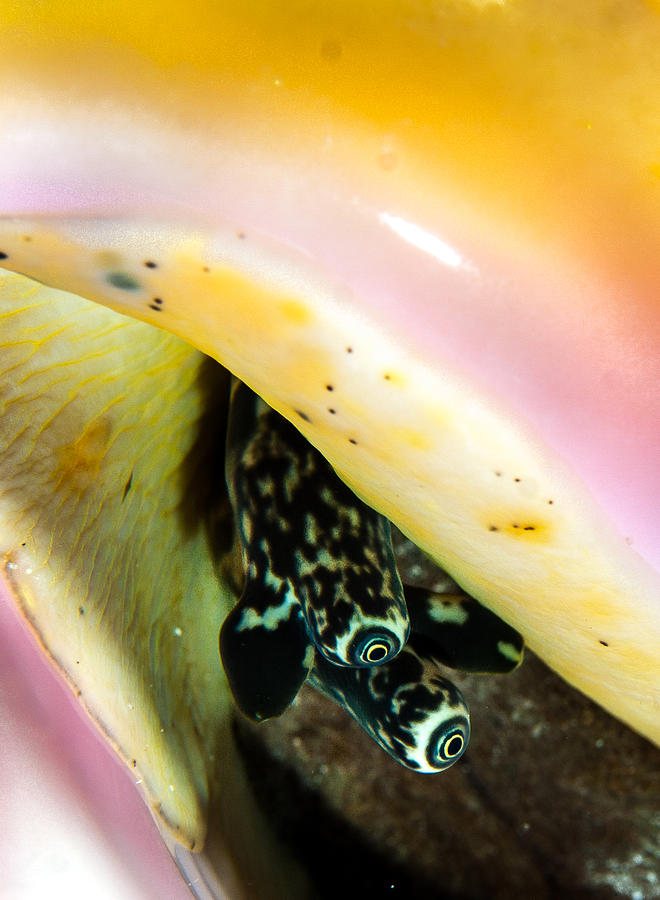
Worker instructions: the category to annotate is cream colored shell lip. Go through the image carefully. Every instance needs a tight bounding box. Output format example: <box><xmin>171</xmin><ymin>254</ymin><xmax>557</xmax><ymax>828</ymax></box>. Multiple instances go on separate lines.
<box><xmin>1</xmin><ymin>215</ymin><xmax>659</xmax><ymax>753</ymax></box>
<box><xmin>0</xmin><ymin>273</ymin><xmax>313</xmax><ymax>899</ymax></box>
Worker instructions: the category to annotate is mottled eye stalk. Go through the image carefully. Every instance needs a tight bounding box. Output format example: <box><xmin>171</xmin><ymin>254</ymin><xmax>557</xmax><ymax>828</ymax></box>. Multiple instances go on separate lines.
<box><xmin>224</xmin><ymin>377</ymin><xmax>410</xmax><ymax>670</ymax></box>
<box><xmin>404</xmin><ymin>584</ymin><xmax>524</xmax><ymax>674</ymax></box>
<box><xmin>309</xmin><ymin>643</ymin><xmax>471</xmax><ymax>773</ymax></box>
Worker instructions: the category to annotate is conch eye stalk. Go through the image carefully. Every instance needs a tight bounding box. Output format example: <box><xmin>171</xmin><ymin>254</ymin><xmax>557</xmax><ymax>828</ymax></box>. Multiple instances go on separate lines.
<box><xmin>224</xmin><ymin>379</ymin><xmax>410</xmax><ymax>672</ymax></box>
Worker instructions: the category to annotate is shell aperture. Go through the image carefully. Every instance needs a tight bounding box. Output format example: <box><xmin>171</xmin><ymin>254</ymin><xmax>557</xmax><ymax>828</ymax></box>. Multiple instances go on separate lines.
<box><xmin>404</xmin><ymin>585</ymin><xmax>524</xmax><ymax>674</ymax></box>
<box><xmin>309</xmin><ymin>642</ymin><xmax>471</xmax><ymax>773</ymax></box>
<box><xmin>221</xmin><ymin>380</ymin><xmax>524</xmax><ymax>771</ymax></box>
<box><xmin>224</xmin><ymin>379</ymin><xmax>410</xmax><ymax>669</ymax></box>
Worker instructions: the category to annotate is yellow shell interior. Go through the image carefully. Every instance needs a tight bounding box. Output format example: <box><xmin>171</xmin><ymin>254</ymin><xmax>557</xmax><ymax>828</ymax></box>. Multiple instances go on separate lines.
<box><xmin>0</xmin><ymin>273</ymin><xmax>310</xmax><ymax>896</ymax></box>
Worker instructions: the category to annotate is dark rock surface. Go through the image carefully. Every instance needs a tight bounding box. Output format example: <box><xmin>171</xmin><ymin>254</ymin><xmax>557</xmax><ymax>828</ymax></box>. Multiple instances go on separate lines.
<box><xmin>235</xmin><ymin>533</ymin><xmax>660</xmax><ymax>900</ymax></box>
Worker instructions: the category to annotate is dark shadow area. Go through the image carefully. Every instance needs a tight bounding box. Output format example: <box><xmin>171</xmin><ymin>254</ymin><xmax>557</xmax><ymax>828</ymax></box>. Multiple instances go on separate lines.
<box><xmin>177</xmin><ymin>356</ymin><xmax>236</xmax><ymax>565</ymax></box>
<box><xmin>233</xmin><ymin>714</ymin><xmax>469</xmax><ymax>900</ymax></box>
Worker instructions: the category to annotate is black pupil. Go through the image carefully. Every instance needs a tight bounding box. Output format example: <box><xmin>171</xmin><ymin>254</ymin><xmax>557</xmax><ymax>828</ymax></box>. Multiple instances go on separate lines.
<box><xmin>444</xmin><ymin>734</ymin><xmax>464</xmax><ymax>758</ymax></box>
<box><xmin>363</xmin><ymin>641</ymin><xmax>388</xmax><ymax>663</ymax></box>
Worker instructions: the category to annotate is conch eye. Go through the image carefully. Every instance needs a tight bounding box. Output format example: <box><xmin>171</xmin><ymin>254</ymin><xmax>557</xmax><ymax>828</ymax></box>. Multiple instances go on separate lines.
<box><xmin>442</xmin><ymin>732</ymin><xmax>466</xmax><ymax>760</ymax></box>
<box><xmin>425</xmin><ymin>713</ymin><xmax>470</xmax><ymax>771</ymax></box>
<box><xmin>349</xmin><ymin>628</ymin><xmax>401</xmax><ymax>666</ymax></box>
<box><xmin>359</xmin><ymin>638</ymin><xmax>391</xmax><ymax>664</ymax></box>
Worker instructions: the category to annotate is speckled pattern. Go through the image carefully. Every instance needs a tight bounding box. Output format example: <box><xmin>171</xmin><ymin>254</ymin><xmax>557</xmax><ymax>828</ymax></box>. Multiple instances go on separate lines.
<box><xmin>224</xmin><ymin>379</ymin><xmax>410</xmax><ymax>669</ymax></box>
<box><xmin>220</xmin><ymin>592</ymin><xmax>313</xmax><ymax>722</ymax></box>
<box><xmin>403</xmin><ymin>585</ymin><xmax>523</xmax><ymax>674</ymax></box>
<box><xmin>310</xmin><ymin>641</ymin><xmax>470</xmax><ymax>773</ymax></box>
<box><xmin>222</xmin><ymin>382</ymin><xmax>529</xmax><ymax>773</ymax></box>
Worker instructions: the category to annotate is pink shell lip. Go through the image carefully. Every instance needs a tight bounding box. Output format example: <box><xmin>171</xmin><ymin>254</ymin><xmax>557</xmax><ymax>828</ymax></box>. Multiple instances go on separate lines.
<box><xmin>0</xmin><ymin>579</ymin><xmax>191</xmax><ymax>899</ymax></box>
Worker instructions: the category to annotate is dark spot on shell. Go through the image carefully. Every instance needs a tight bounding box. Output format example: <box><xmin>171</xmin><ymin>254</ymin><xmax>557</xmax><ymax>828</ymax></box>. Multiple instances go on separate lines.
<box><xmin>202</xmin><ymin>266</ymin><xmax>211</xmax><ymax>273</ymax></box>
<box><xmin>548</xmin><ymin>500</ymin><xmax>554</xmax><ymax>505</ymax></box>
<box><xmin>122</xmin><ymin>471</ymin><xmax>133</xmax><ymax>501</ymax></box>
<box><xmin>328</xmin><ymin>408</ymin><xmax>336</xmax><ymax>415</ymax></box>
<box><xmin>144</xmin><ymin>260</ymin><xmax>158</xmax><ymax>269</ymax></box>
<box><xmin>78</xmin><ymin>606</ymin><xmax>85</xmax><ymax>615</ymax></box>
<box><xmin>384</xmin><ymin>373</ymin><xmax>392</xmax><ymax>381</ymax></box>
<box><xmin>106</xmin><ymin>271</ymin><xmax>141</xmax><ymax>291</ymax></box>
<box><xmin>514</xmin><ymin>477</ymin><xmax>521</xmax><ymax>483</ymax></box>
<box><xmin>599</xmin><ymin>640</ymin><xmax>609</xmax><ymax>647</ymax></box>
<box><xmin>488</xmin><ymin>525</ymin><xmax>499</xmax><ymax>532</ymax></box>
<box><xmin>349</xmin><ymin>438</ymin><xmax>358</xmax><ymax>445</ymax></box>
<box><xmin>523</xmin><ymin>525</ymin><xmax>536</xmax><ymax>531</ymax></box>
<box><xmin>346</xmin><ymin>347</ymin><xmax>353</xmax><ymax>354</ymax></box>
<box><xmin>495</xmin><ymin>471</ymin><xmax>502</xmax><ymax>477</ymax></box>
<box><xmin>295</xmin><ymin>410</ymin><xmax>311</xmax><ymax>422</ymax></box>
<box><xmin>149</xmin><ymin>298</ymin><xmax>164</xmax><ymax>311</ymax></box>
<box><xmin>131</xmin><ymin>760</ymin><xmax>137</xmax><ymax>768</ymax></box>
<box><xmin>0</xmin><ymin>252</ymin><xmax>8</xmax><ymax>260</ymax></box>
<box><xmin>326</xmin><ymin>384</ymin><xmax>334</xmax><ymax>391</ymax></box>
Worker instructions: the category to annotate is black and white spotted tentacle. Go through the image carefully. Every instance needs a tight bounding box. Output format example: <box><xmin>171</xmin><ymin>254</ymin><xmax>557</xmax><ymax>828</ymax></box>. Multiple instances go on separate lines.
<box><xmin>219</xmin><ymin>583</ymin><xmax>314</xmax><ymax>721</ymax></box>
<box><xmin>404</xmin><ymin>585</ymin><xmax>524</xmax><ymax>673</ymax></box>
<box><xmin>309</xmin><ymin>640</ymin><xmax>470</xmax><ymax>773</ymax></box>
<box><xmin>224</xmin><ymin>378</ymin><xmax>410</xmax><ymax>669</ymax></box>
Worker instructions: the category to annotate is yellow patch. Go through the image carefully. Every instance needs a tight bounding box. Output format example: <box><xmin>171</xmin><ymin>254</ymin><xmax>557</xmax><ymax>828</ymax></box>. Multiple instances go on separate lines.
<box><xmin>279</xmin><ymin>299</ymin><xmax>312</xmax><ymax>325</ymax></box>
<box><xmin>483</xmin><ymin>514</ymin><xmax>552</xmax><ymax>543</ymax></box>
<box><xmin>94</xmin><ymin>250</ymin><xmax>123</xmax><ymax>270</ymax></box>
<box><xmin>56</xmin><ymin>417</ymin><xmax>112</xmax><ymax>493</ymax></box>
<box><xmin>381</xmin><ymin>370</ymin><xmax>406</xmax><ymax>387</ymax></box>
<box><xmin>389</xmin><ymin>426</ymin><xmax>433</xmax><ymax>452</ymax></box>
